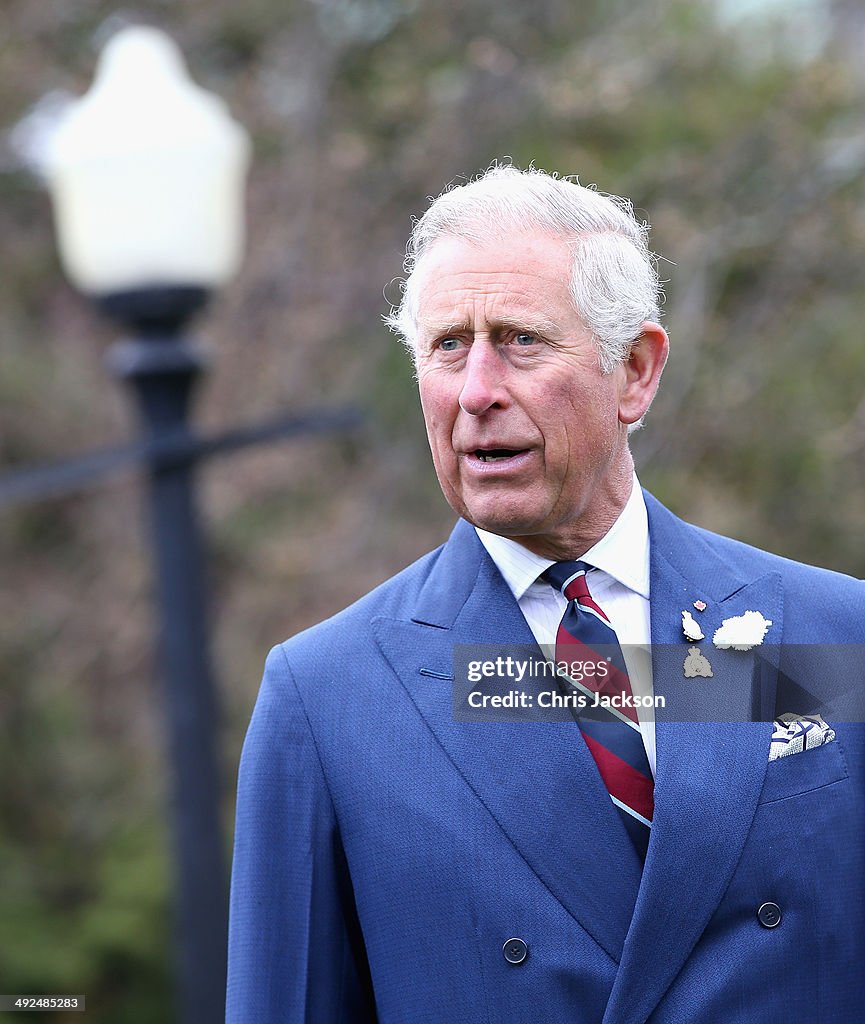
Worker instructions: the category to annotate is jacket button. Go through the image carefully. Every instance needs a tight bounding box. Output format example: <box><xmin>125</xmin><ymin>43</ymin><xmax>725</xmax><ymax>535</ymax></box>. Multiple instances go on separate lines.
<box><xmin>502</xmin><ymin>937</ymin><xmax>528</xmax><ymax>964</ymax></box>
<box><xmin>757</xmin><ymin>902</ymin><xmax>782</xmax><ymax>928</ymax></box>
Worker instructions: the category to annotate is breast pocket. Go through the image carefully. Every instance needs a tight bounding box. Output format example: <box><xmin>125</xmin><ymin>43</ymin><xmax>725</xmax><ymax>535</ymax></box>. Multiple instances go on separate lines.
<box><xmin>758</xmin><ymin>737</ymin><xmax>848</xmax><ymax>804</ymax></box>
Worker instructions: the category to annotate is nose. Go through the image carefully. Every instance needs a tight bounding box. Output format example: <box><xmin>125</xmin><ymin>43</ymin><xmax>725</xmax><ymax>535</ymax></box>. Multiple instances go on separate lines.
<box><xmin>459</xmin><ymin>342</ymin><xmax>508</xmax><ymax>416</ymax></box>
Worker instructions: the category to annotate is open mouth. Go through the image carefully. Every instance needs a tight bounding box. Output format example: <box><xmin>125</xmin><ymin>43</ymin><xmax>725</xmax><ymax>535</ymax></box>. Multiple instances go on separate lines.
<box><xmin>474</xmin><ymin>448</ymin><xmax>526</xmax><ymax>463</ymax></box>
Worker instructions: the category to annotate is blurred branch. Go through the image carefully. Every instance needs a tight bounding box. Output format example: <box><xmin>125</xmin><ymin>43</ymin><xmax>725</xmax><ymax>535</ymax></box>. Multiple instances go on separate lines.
<box><xmin>0</xmin><ymin>407</ymin><xmax>364</xmax><ymax>507</ymax></box>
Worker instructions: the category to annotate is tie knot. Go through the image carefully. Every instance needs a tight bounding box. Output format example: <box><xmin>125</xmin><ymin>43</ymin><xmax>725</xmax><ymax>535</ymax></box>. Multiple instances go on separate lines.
<box><xmin>542</xmin><ymin>560</ymin><xmax>595</xmax><ymax>602</ymax></box>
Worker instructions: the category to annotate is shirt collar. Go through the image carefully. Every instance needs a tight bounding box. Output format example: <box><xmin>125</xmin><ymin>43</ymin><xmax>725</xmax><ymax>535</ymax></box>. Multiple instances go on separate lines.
<box><xmin>475</xmin><ymin>474</ymin><xmax>650</xmax><ymax>602</ymax></box>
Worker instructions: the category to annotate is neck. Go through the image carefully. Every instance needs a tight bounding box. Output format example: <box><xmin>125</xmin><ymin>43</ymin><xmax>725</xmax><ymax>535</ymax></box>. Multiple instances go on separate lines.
<box><xmin>510</xmin><ymin>457</ymin><xmax>634</xmax><ymax>561</ymax></box>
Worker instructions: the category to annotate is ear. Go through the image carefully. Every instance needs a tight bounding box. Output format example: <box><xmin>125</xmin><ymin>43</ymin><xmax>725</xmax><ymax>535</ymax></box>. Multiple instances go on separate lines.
<box><xmin>618</xmin><ymin>321</ymin><xmax>669</xmax><ymax>426</ymax></box>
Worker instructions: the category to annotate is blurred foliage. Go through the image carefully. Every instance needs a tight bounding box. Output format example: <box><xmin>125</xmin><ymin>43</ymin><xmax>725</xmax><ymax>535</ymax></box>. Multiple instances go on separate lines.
<box><xmin>2</xmin><ymin>0</ymin><xmax>865</xmax><ymax>1018</ymax></box>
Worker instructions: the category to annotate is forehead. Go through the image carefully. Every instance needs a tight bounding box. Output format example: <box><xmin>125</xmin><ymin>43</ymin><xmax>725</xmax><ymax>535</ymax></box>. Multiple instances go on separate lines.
<box><xmin>413</xmin><ymin>231</ymin><xmax>574</xmax><ymax>332</ymax></box>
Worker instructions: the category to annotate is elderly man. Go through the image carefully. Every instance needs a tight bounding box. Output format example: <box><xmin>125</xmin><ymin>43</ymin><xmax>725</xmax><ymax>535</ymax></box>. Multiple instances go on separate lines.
<box><xmin>227</xmin><ymin>166</ymin><xmax>865</xmax><ymax>1023</ymax></box>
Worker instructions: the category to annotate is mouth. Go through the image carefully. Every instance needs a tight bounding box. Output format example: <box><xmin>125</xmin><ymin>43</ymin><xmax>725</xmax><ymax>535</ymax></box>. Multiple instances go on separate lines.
<box><xmin>473</xmin><ymin>447</ymin><xmax>527</xmax><ymax>463</ymax></box>
<box><xmin>463</xmin><ymin>447</ymin><xmax>534</xmax><ymax>474</ymax></box>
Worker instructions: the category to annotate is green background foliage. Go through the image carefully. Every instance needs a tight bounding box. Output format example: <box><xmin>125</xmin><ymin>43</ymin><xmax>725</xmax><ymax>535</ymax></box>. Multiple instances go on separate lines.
<box><xmin>1</xmin><ymin>0</ymin><xmax>864</xmax><ymax>1018</ymax></box>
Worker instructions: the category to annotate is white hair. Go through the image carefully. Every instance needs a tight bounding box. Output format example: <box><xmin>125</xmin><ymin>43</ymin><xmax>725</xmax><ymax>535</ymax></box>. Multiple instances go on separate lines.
<box><xmin>385</xmin><ymin>164</ymin><xmax>663</xmax><ymax>374</ymax></box>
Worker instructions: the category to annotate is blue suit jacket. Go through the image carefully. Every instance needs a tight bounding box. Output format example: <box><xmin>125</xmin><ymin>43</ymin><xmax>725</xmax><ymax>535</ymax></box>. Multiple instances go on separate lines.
<box><xmin>227</xmin><ymin>492</ymin><xmax>865</xmax><ymax>1023</ymax></box>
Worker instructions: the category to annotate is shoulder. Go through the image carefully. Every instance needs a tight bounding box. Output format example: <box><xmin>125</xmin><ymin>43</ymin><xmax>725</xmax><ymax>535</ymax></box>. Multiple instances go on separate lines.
<box><xmin>646</xmin><ymin>489</ymin><xmax>862</xmax><ymax>583</ymax></box>
<box><xmin>644</xmin><ymin>490</ymin><xmax>865</xmax><ymax>635</ymax></box>
<box><xmin>701</xmin><ymin>528</ymin><xmax>864</xmax><ymax>636</ymax></box>
<box><xmin>699</xmin><ymin>524</ymin><xmax>859</xmax><ymax>597</ymax></box>
<box><xmin>266</xmin><ymin>538</ymin><xmax>447</xmax><ymax>675</ymax></box>
<box><xmin>249</xmin><ymin>534</ymin><xmax>466</xmax><ymax>746</ymax></box>
<box><xmin>691</xmin><ymin>520</ymin><xmax>861</xmax><ymax>592</ymax></box>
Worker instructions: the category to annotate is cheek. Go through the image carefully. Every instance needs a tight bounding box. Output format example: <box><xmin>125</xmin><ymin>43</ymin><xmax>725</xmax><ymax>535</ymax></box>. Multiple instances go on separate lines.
<box><xmin>422</xmin><ymin>407</ymin><xmax>448</xmax><ymax>446</ymax></box>
<box><xmin>419</xmin><ymin>389</ymin><xmax>456</xmax><ymax>457</ymax></box>
<box><xmin>544</xmin><ymin>385</ymin><xmax>616</xmax><ymax>465</ymax></box>
<box><xmin>536</xmin><ymin>387</ymin><xmax>581</xmax><ymax>453</ymax></box>
<box><xmin>418</xmin><ymin>385</ymin><xmax>438</xmax><ymax>425</ymax></box>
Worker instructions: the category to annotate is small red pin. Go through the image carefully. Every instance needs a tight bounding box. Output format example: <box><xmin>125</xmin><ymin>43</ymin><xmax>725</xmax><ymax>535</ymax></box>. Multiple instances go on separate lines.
<box><xmin>693</xmin><ymin>600</ymin><xmax>707</xmax><ymax>612</ymax></box>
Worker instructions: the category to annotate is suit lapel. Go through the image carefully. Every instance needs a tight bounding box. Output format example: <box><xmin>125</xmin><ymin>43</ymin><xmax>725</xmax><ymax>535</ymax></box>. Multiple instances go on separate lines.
<box><xmin>604</xmin><ymin>495</ymin><xmax>784</xmax><ymax>1024</ymax></box>
<box><xmin>372</xmin><ymin>520</ymin><xmax>643</xmax><ymax>964</ymax></box>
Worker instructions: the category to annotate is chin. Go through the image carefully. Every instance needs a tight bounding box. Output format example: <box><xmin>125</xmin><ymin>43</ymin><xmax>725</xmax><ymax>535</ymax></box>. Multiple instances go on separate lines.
<box><xmin>462</xmin><ymin>506</ymin><xmax>545</xmax><ymax>538</ymax></box>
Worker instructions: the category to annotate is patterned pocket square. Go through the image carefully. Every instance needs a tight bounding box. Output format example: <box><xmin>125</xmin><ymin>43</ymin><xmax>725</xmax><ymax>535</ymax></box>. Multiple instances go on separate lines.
<box><xmin>769</xmin><ymin>713</ymin><xmax>836</xmax><ymax>761</ymax></box>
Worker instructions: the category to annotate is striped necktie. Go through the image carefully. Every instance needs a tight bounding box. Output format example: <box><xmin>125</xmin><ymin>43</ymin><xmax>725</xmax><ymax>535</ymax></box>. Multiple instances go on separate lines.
<box><xmin>543</xmin><ymin>561</ymin><xmax>654</xmax><ymax>860</ymax></box>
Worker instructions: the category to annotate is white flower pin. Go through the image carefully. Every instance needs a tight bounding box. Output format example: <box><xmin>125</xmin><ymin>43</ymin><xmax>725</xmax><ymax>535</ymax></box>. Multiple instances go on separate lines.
<box><xmin>712</xmin><ymin>610</ymin><xmax>773</xmax><ymax>651</ymax></box>
<box><xmin>681</xmin><ymin>609</ymin><xmax>704</xmax><ymax>642</ymax></box>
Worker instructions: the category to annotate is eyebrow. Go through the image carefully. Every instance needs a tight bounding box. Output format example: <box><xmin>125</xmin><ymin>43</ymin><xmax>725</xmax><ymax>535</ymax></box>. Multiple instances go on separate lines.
<box><xmin>419</xmin><ymin>314</ymin><xmax>563</xmax><ymax>338</ymax></box>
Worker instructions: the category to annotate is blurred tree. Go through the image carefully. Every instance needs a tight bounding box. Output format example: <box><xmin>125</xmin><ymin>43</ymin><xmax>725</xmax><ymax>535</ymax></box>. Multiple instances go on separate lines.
<box><xmin>1</xmin><ymin>0</ymin><xmax>863</xmax><ymax>1018</ymax></box>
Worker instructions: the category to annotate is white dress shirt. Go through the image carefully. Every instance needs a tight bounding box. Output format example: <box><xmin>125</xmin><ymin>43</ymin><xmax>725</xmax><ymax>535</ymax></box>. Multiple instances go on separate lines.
<box><xmin>475</xmin><ymin>474</ymin><xmax>656</xmax><ymax>775</ymax></box>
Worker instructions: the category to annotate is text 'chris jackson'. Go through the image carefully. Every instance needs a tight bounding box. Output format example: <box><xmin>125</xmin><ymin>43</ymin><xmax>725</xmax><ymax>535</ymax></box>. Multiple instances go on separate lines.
<box><xmin>465</xmin><ymin>689</ymin><xmax>665</xmax><ymax>710</ymax></box>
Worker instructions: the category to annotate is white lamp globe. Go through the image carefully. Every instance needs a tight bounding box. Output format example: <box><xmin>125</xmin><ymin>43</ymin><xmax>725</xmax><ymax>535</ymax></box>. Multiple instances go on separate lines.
<box><xmin>46</xmin><ymin>26</ymin><xmax>251</xmax><ymax>296</ymax></box>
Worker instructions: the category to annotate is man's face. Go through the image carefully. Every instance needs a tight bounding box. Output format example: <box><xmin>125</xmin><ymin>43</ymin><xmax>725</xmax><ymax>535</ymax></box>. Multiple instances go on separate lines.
<box><xmin>414</xmin><ymin>230</ymin><xmax>639</xmax><ymax>559</ymax></box>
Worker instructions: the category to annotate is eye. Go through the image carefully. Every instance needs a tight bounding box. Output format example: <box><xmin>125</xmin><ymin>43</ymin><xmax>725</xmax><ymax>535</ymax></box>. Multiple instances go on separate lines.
<box><xmin>514</xmin><ymin>332</ymin><xmax>538</xmax><ymax>346</ymax></box>
<box><xmin>438</xmin><ymin>337</ymin><xmax>462</xmax><ymax>352</ymax></box>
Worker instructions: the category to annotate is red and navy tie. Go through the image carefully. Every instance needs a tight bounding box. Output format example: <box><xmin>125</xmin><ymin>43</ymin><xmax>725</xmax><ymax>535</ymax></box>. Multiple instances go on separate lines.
<box><xmin>543</xmin><ymin>561</ymin><xmax>654</xmax><ymax>860</ymax></box>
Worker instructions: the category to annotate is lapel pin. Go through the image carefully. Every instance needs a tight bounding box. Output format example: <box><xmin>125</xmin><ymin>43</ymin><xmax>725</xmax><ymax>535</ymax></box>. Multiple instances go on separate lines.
<box><xmin>713</xmin><ymin>610</ymin><xmax>773</xmax><ymax>651</ymax></box>
<box><xmin>681</xmin><ymin>609</ymin><xmax>705</xmax><ymax>642</ymax></box>
<box><xmin>693</xmin><ymin>600</ymin><xmax>707</xmax><ymax>612</ymax></box>
<box><xmin>684</xmin><ymin>646</ymin><xmax>713</xmax><ymax>678</ymax></box>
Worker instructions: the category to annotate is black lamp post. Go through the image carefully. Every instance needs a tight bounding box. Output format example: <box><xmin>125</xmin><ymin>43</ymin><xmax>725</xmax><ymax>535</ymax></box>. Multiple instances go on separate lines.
<box><xmin>104</xmin><ymin>287</ymin><xmax>226</xmax><ymax>1024</ymax></box>
<box><xmin>45</xmin><ymin>28</ymin><xmax>251</xmax><ymax>1024</ymax></box>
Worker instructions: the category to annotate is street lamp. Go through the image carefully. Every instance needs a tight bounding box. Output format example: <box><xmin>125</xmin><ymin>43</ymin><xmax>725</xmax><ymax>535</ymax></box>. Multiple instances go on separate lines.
<box><xmin>45</xmin><ymin>26</ymin><xmax>251</xmax><ymax>1024</ymax></box>
<box><xmin>47</xmin><ymin>25</ymin><xmax>248</xmax><ymax>295</ymax></box>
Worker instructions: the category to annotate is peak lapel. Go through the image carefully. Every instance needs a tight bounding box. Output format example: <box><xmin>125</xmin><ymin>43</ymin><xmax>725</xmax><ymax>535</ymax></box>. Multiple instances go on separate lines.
<box><xmin>373</xmin><ymin>521</ymin><xmax>642</xmax><ymax>964</ymax></box>
<box><xmin>604</xmin><ymin>497</ymin><xmax>784</xmax><ymax>1024</ymax></box>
